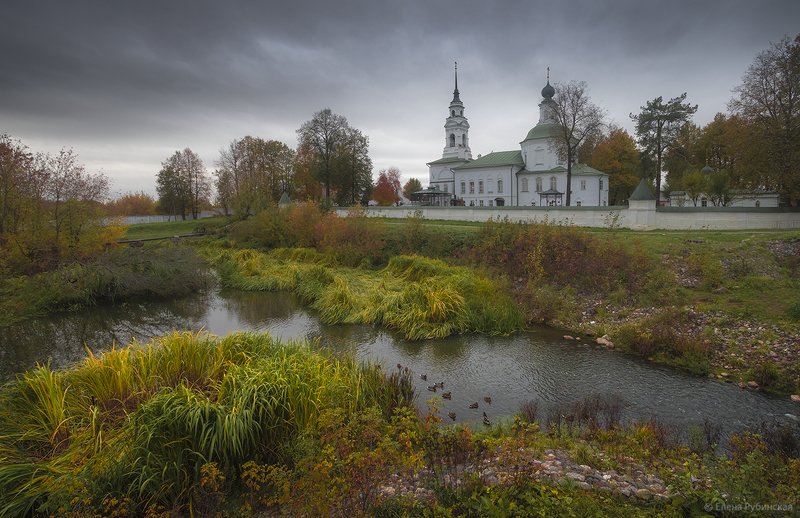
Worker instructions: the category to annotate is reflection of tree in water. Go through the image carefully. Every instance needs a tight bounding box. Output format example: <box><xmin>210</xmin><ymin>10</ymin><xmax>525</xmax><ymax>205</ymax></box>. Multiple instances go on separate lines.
<box><xmin>219</xmin><ymin>290</ymin><xmax>299</xmax><ymax>327</ymax></box>
<box><xmin>0</xmin><ymin>293</ymin><xmax>212</xmax><ymax>382</ymax></box>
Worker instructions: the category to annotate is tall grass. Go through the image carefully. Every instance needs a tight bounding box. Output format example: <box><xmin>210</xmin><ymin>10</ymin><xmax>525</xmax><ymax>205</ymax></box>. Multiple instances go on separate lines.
<box><xmin>205</xmin><ymin>247</ymin><xmax>524</xmax><ymax>340</ymax></box>
<box><xmin>0</xmin><ymin>331</ymin><xmax>412</xmax><ymax>515</ymax></box>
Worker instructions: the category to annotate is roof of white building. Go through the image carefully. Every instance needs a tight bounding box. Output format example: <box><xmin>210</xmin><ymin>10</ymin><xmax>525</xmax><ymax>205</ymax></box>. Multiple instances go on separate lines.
<box><xmin>452</xmin><ymin>150</ymin><xmax>524</xmax><ymax>169</ymax></box>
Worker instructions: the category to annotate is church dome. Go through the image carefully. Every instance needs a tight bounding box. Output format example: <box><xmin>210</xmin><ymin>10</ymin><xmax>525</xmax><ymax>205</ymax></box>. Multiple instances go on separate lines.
<box><xmin>522</xmin><ymin>122</ymin><xmax>562</xmax><ymax>142</ymax></box>
<box><xmin>701</xmin><ymin>164</ymin><xmax>715</xmax><ymax>173</ymax></box>
<box><xmin>541</xmin><ymin>81</ymin><xmax>555</xmax><ymax>99</ymax></box>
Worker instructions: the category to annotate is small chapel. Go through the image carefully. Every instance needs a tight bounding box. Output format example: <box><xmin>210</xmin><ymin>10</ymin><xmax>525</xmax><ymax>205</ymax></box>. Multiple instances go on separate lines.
<box><xmin>425</xmin><ymin>65</ymin><xmax>609</xmax><ymax>207</ymax></box>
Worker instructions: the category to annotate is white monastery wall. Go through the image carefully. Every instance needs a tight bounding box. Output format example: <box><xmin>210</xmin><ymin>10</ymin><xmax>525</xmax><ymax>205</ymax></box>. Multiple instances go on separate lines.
<box><xmin>336</xmin><ymin>205</ymin><xmax>800</xmax><ymax>230</ymax></box>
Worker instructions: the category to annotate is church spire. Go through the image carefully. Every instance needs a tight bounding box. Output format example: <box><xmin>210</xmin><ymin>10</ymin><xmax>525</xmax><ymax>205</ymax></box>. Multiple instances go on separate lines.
<box><xmin>452</xmin><ymin>61</ymin><xmax>461</xmax><ymax>103</ymax></box>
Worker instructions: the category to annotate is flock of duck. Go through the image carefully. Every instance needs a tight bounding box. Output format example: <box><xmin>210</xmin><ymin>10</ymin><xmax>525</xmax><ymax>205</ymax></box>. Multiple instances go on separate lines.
<box><xmin>415</xmin><ymin>369</ymin><xmax>492</xmax><ymax>426</ymax></box>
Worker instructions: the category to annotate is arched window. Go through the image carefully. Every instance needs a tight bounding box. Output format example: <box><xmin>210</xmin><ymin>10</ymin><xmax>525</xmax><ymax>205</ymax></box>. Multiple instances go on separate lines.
<box><xmin>451</xmin><ymin>110</ymin><xmax>455</xmax><ymax>117</ymax></box>
<box><xmin>497</xmin><ymin>179</ymin><xmax>503</xmax><ymax>193</ymax></box>
<box><xmin>755</xmin><ymin>200</ymin><xmax>761</xmax><ymax>207</ymax></box>
<box><xmin>449</xmin><ymin>134</ymin><xmax>455</xmax><ymax>147</ymax></box>
<box><xmin>461</xmin><ymin>135</ymin><xmax>466</xmax><ymax>146</ymax></box>
<box><xmin>550</xmin><ymin>176</ymin><xmax>557</xmax><ymax>191</ymax></box>
<box><xmin>535</xmin><ymin>178</ymin><xmax>542</xmax><ymax>192</ymax></box>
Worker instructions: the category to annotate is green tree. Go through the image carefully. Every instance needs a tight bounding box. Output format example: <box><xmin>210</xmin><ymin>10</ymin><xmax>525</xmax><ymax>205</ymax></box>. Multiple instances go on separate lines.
<box><xmin>551</xmin><ymin>80</ymin><xmax>606</xmax><ymax>206</ymax></box>
<box><xmin>295</xmin><ymin>109</ymin><xmax>373</xmax><ymax>206</ymax></box>
<box><xmin>587</xmin><ymin>128</ymin><xmax>640</xmax><ymax>205</ymax></box>
<box><xmin>157</xmin><ymin>148</ymin><xmax>209</xmax><ymax>220</ymax></box>
<box><xmin>334</xmin><ymin>126</ymin><xmax>373</xmax><ymax>206</ymax></box>
<box><xmin>402</xmin><ymin>177</ymin><xmax>423</xmax><ymax>201</ymax></box>
<box><xmin>631</xmin><ymin>93</ymin><xmax>698</xmax><ymax>202</ymax></box>
<box><xmin>730</xmin><ymin>34</ymin><xmax>800</xmax><ymax>205</ymax></box>
<box><xmin>682</xmin><ymin>171</ymin><xmax>707</xmax><ymax>207</ymax></box>
<box><xmin>707</xmin><ymin>170</ymin><xmax>731</xmax><ymax>206</ymax></box>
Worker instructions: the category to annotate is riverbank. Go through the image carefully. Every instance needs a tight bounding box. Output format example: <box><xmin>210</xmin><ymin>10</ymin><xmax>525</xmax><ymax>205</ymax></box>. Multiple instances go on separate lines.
<box><xmin>1</xmin><ymin>331</ymin><xmax>796</xmax><ymax>516</ymax></box>
<box><xmin>217</xmin><ymin>207</ymin><xmax>800</xmax><ymax>396</ymax></box>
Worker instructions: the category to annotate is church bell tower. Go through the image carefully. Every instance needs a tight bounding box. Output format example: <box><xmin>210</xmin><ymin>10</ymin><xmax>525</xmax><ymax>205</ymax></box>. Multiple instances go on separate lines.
<box><xmin>442</xmin><ymin>62</ymin><xmax>472</xmax><ymax>160</ymax></box>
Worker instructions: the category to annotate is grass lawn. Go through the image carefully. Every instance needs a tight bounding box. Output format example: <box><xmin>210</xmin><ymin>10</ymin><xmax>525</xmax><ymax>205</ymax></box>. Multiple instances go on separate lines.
<box><xmin>122</xmin><ymin>216</ymin><xmax>229</xmax><ymax>240</ymax></box>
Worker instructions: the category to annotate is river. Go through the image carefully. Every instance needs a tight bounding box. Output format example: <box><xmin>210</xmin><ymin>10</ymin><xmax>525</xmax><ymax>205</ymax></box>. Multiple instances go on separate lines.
<box><xmin>1</xmin><ymin>288</ymin><xmax>796</xmax><ymax>436</ymax></box>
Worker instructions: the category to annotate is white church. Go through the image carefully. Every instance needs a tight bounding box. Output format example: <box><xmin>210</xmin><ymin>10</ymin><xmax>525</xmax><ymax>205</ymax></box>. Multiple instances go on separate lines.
<box><xmin>425</xmin><ymin>65</ymin><xmax>609</xmax><ymax>207</ymax></box>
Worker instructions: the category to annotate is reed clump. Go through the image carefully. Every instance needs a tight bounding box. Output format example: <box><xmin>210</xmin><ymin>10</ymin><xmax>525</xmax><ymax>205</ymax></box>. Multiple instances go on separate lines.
<box><xmin>205</xmin><ymin>247</ymin><xmax>524</xmax><ymax>340</ymax></box>
<box><xmin>0</xmin><ymin>331</ymin><xmax>412</xmax><ymax>516</ymax></box>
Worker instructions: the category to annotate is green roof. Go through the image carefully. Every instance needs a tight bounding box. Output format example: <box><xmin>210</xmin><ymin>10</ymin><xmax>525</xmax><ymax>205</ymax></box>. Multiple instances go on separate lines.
<box><xmin>426</xmin><ymin>157</ymin><xmax>469</xmax><ymax>166</ymax></box>
<box><xmin>522</xmin><ymin>122</ymin><xmax>563</xmax><ymax>142</ymax></box>
<box><xmin>518</xmin><ymin>164</ymin><xmax>607</xmax><ymax>176</ymax></box>
<box><xmin>629</xmin><ymin>178</ymin><xmax>656</xmax><ymax>201</ymax></box>
<box><xmin>452</xmin><ymin>150</ymin><xmax>523</xmax><ymax>170</ymax></box>
<box><xmin>570</xmin><ymin>164</ymin><xmax>607</xmax><ymax>176</ymax></box>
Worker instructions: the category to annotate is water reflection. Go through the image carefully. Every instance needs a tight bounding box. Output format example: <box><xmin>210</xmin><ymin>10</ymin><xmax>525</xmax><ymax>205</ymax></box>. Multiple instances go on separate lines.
<box><xmin>1</xmin><ymin>289</ymin><xmax>796</xmax><ymax>437</ymax></box>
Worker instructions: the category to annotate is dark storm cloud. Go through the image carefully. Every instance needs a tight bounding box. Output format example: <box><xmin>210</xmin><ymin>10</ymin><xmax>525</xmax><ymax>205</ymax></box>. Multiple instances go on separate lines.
<box><xmin>2</xmin><ymin>0</ymin><xmax>798</xmax><ymax>193</ymax></box>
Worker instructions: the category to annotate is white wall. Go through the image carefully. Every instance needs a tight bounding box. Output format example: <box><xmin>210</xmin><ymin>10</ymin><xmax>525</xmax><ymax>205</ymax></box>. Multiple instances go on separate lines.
<box><xmin>335</xmin><ymin>205</ymin><xmax>800</xmax><ymax>230</ymax></box>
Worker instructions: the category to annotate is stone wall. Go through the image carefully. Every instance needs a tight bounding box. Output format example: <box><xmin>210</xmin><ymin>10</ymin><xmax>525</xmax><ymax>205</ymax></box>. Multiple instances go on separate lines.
<box><xmin>336</xmin><ymin>204</ymin><xmax>800</xmax><ymax>231</ymax></box>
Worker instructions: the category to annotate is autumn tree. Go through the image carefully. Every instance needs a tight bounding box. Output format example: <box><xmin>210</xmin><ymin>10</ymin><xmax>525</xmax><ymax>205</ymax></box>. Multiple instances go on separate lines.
<box><xmin>372</xmin><ymin>168</ymin><xmax>402</xmax><ymax>206</ymax></box>
<box><xmin>0</xmin><ymin>135</ymin><xmax>33</xmax><ymax>236</ymax></box>
<box><xmin>550</xmin><ymin>80</ymin><xmax>606</xmax><ymax>206</ymax></box>
<box><xmin>587</xmin><ymin>128</ymin><xmax>640</xmax><ymax>205</ymax></box>
<box><xmin>296</xmin><ymin>109</ymin><xmax>373</xmax><ymax>205</ymax></box>
<box><xmin>157</xmin><ymin>148</ymin><xmax>210</xmax><ymax>220</ymax></box>
<box><xmin>106</xmin><ymin>191</ymin><xmax>157</xmax><ymax>216</ymax></box>
<box><xmin>730</xmin><ymin>34</ymin><xmax>800</xmax><ymax>205</ymax></box>
<box><xmin>631</xmin><ymin>93</ymin><xmax>698</xmax><ymax>202</ymax></box>
<box><xmin>402</xmin><ymin>177</ymin><xmax>423</xmax><ymax>201</ymax></box>
<box><xmin>0</xmin><ymin>136</ymin><xmax>114</xmax><ymax>273</ymax></box>
<box><xmin>215</xmin><ymin>136</ymin><xmax>295</xmax><ymax>217</ymax></box>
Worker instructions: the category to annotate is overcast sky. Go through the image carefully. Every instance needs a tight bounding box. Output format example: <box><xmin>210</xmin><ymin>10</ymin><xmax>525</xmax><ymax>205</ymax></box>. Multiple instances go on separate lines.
<box><xmin>2</xmin><ymin>0</ymin><xmax>798</xmax><ymax>196</ymax></box>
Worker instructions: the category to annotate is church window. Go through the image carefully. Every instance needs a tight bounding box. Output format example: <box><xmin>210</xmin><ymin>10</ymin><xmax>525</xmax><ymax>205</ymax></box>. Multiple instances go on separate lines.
<box><xmin>521</xmin><ymin>178</ymin><xmax>529</xmax><ymax>192</ymax></box>
<box><xmin>449</xmin><ymin>134</ymin><xmax>455</xmax><ymax>147</ymax></box>
<box><xmin>755</xmin><ymin>200</ymin><xmax>761</xmax><ymax>207</ymax></box>
<box><xmin>451</xmin><ymin>110</ymin><xmax>455</xmax><ymax>117</ymax></box>
<box><xmin>461</xmin><ymin>135</ymin><xmax>466</xmax><ymax>146</ymax></box>
<box><xmin>599</xmin><ymin>179</ymin><xmax>604</xmax><ymax>190</ymax></box>
<box><xmin>478</xmin><ymin>181</ymin><xmax>484</xmax><ymax>194</ymax></box>
<box><xmin>581</xmin><ymin>180</ymin><xmax>586</xmax><ymax>190</ymax></box>
<box><xmin>488</xmin><ymin>180</ymin><xmax>494</xmax><ymax>193</ymax></box>
<box><xmin>479</xmin><ymin>200</ymin><xmax>484</xmax><ymax>206</ymax></box>
<box><xmin>497</xmin><ymin>179</ymin><xmax>503</xmax><ymax>193</ymax></box>
<box><xmin>469</xmin><ymin>181</ymin><xmax>474</xmax><ymax>194</ymax></box>
<box><xmin>535</xmin><ymin>177</ymin><xmax>542</xmax><ymax>192</ymax></box>
<box><xmin>701</xmin><ymin>197</ymin><xmax>708</xmax><ymax>207</ymax></box>
<box><xmin>489</xmin><ymin>199</ymin><xmax>493</xmax><ymax>206</ymax></box>
<box><xmin>576</xmin><ymin>201</ymin><xmax>582</xmax><ymax>206</ymax></box>
<box><xmin>460</xmin><ymin>182</ymin><xmax>465</xmax><ymax>194</ymax></box>
<box><xmin>550</xmin><ymin>176</ymin><xmax>557</xmax><ymax>191</ymax></box>
<box><xmin>443</xmin><ymin>184</ymin><xmax>448</xmax><ymax>193</ymax></box>
<box><xmin>535</xmin><ymin>147</ymin><xmax>544</xmax><ymax>166</ymax></box>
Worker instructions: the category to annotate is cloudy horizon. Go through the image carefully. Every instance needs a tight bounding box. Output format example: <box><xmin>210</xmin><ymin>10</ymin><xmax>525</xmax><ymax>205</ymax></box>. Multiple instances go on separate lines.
<box><xmin>2</xmin><ymin>0</ymin><xmax>798</xmax><ymax>197</ymax></box>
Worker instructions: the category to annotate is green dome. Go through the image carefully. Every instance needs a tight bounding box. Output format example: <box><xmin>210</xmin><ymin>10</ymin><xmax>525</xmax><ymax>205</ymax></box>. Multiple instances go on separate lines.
<box><xmin>522</xmin><ymin>122</ymin><xmax>562</xmax><ymax>141</ymax></box>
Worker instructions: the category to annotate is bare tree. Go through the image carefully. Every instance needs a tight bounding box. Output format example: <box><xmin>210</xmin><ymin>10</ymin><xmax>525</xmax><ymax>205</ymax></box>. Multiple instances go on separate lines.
<box><xmin>729</xmin><ymin>34</ymin><xmax>800</xmax><ymax>205</ymax></box>
<box><xmin>551</xmin><ymin>81</ymin><xmax>606</xmax><ymax>206</ymax></box>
